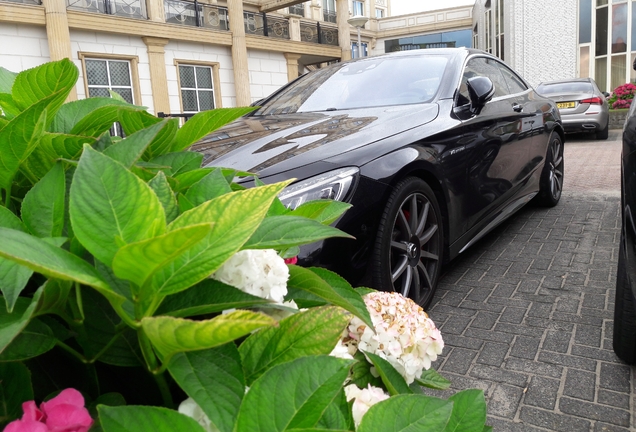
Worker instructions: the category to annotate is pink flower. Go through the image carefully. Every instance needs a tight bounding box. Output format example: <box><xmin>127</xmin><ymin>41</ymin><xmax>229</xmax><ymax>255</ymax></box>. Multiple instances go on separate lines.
<box><xmin>3</xmin><ymin>389</ymin><xmax>93</xmax><ymax>432</ymax></box>
<box><xmin>284</xmin><ymin>256</ymin><xmax>298</xmax><ymax>265</ymax></box>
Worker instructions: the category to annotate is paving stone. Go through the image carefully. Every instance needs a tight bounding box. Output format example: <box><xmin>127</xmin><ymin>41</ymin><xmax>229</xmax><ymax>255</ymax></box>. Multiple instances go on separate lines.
<box><xmin>495</xmin><ymin>322</ymin><xmax>545</xmax><ymax>338</ymax></box>
<box><xmin>470</xmin><ymin>311</ymin><xmax>498</xmax><ymax>330</ymax></box>
<box><xmin>464</xmin><ymin>327</ymin><xmax>514</xmax><ymax>343</ymax></box>
<box><xmin>583</xmin><ymin>293</ymin><xmax>607</xmax><ymax>309</ymax></box>
<box><xmin>440</xmin><ymin>315</ymin><xmax>472</xmax><ymax>335</ymax></box>
<box><xmin>523</xmin><ymin>376</ymin><xmax>560</xmax><ymax>410</ymax></box>
<box><xmin>528</xmin><ymin>303</ymin><xmax>553</xmax><ymax>318</ymax></box>
<box><xmin>469</xmin><ymin>364</ymin><xmax>528</xmax><ymax>387</ymax></box>
<box><xmin>504</xmin><ymin>358</ymin><xmax>563</xmax><ymax>378</ymax></box>
<box><xmin>466</xmin><ymin>287</ymin><xmax>492</xmax><ymax>302</ymax></box>
<box><xmin>519</xmin><ymin>406</ymin><xmax>592</xmax><ymax>432</ymax></box>
<box><xmin>542</xmin><ymin>329</ymin><xmax>572</xmax><ymax>353</ymax></box>
<box><xmin>486</xmin><ymin>417</ymin><xmax>547</xmax><ymax>432</ymax></box>
<box><xmin>537</xmin><ymin>351</ymin><xmax>597</xmax><ymax>371</ymax></box>
<box><xmin>476</xmin><ymin>342</ymin><xmax>508</xmax><ymax>367</ymax></box>
<box><xmin>571</xmin><ymin>344</ymin><xmax>622</xmax><ymax>362</ymax></box>
<box><xmin>599</xmin><ymin>363</ymin><xmax>632</xmax><ymax>393</ymax></box>
<box><xmin>558</xmin><ymin>397</ymin><xmax>631</xmax><ymax>427</ymax></box>
<box><xmin>597</xmin><ymin>389</ymin><xmax>631</xmax><ymax>410</ymax></box>
<box><xmin>563</xmin><ymin>369</ymin><xmax>596</xmax><ymax>401</ymax></box>
<box><xmin>574</xmin><ymin>324</ymin><xmax>603</xmax><ymax>347</ymax></box>
<box><xmin>440</xmin><ymin>334</ymin><xmax>483</xmax><ymax>350</ymax></box>
<box><xmin>593</xmin><ymin>423</ymin><xmax>633</xmax><ymax>432</ymax></box>
<box><xmin>500</xmin><ymin>306</ymin><xmax>527</xmax><ymax>324</ymax></box>
<box><xmin>510</xmin><ymin>336</ymin><xmax>541</xmax><ymax>360</ymax></box>
<box><xmin>441</xmin><ymin>347</ymin><xmax>477</xmax><ymax>375</ymax></box>
<box><xmin>487</xmin><ymin>383</ymin><xmax>523</xmax><ymax>418</ymax></box>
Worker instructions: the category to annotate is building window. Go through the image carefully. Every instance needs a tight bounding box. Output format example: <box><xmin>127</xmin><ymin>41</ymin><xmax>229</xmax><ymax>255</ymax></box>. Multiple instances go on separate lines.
<box><xmin>323</xmin><ymin>0</ymin><xmax>336</xmax><ymax>22</ymax></box>
<box><xmin>495</xmin><ymin>0</ymin><xmax>504</xmax><ymax>60</ymax></box>
<box><xmin>80</xmin><ymin>54</ymin><xmax>140</xmax><ymax>136</ymax></box>
<box><xmin>485</xmin><ymin>9</ymin><xmax>492</xmax><ymax>53</ymax></box>
<box><xmin>375</xmin><ymin>8</ymin><xmax>384</xmax><ymax>18</ymax></box>
<box><xmin>352</xmin><ymin>0</ymin><xmax>364</xmax><ymax>16</ymax></box>
<box><xmin>473</xmin><ymin>24</ymin><xmax>478</xmax><ymax>49</ymax></box>
<box><xmin>177</xmin><ymin>64</ymin><xmax>217</xmax><ymax>113</ymax></box>
<box><xmin>351</xmin><ymin>42</ymin><xmax>368</xmax><ymax>58</ymax></box>
<box><xmin>289</xmin><ymin>2</ymin><xmax>305</xmax><ymax>16</ymax></box>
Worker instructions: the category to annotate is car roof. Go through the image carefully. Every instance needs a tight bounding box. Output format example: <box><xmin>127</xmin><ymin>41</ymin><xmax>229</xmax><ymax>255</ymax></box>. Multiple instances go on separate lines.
<box><xmin>537</xmin><ymin>78</ymin><xmax>594</xmax><ymax>86</ymax></box>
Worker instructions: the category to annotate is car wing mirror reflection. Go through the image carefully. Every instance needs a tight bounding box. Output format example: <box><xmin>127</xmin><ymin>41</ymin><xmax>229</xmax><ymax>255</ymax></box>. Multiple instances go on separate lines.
<box><xmin>467</xmin><ymin>76</ymin><xmax>495</xmax><ymax>115</ymax></box>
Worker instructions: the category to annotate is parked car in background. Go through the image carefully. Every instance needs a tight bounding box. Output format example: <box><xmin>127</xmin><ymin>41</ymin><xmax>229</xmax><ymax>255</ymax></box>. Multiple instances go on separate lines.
<box><xmin>614</xmin><ymin>73</ymin><xmax>636</xmax><ymax>365</ymax></box>
<box><xmin>192</xmin><ymin>48</ymin><xmax>564</xmax><ymax>309</ymax></box>
<box><xmin>536</xmin><ymin>78</ymin><xmax>610</xmax><ymax>140</ymax></box>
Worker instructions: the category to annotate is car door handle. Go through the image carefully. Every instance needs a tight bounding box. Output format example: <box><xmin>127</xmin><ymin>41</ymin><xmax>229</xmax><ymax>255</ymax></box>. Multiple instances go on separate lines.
<box><xmin>512</xmin><ymin>104</ymin><xmax>523</xmax><ymax>112</ymax></box>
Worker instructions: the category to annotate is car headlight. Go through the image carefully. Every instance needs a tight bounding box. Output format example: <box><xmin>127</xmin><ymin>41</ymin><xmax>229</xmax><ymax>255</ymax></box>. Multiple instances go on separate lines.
<box><xmin>279</xmin><ymin>167</ymin><xmax>359</xmax><ymax>210</ymax></box>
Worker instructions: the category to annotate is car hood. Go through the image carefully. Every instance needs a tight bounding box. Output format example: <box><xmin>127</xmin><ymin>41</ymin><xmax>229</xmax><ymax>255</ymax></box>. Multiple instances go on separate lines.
<box><xmin>191</xmin><ymin>104</ymin><xmax>439</xmax><ymax>177</ymax></box>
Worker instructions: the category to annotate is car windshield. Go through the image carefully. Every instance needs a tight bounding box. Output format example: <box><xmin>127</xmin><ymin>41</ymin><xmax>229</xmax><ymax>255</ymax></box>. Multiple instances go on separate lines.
<box><xmin>537</xmin><ymin>82</ymin><xmax>594</xmax><ymax>94</ymax></box>
<box><xmin>254</xmin><ymin>55</ymin><xmax>450</xmax><ymax>115</ymax></box>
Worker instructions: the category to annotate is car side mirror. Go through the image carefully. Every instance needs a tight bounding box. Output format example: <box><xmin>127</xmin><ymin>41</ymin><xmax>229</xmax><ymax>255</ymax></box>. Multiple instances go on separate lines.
<box><xmin>467</xmin><ymin>76</ymin><xmax>495</xmax><ymax>114</ymax></box>
<box><xmin>633</xmin><ymin>57</ymin><xmax>636</xmax><ymax>70</ymax></box>
<box><xmin>603</xmin><ymin>91</ymin><xmax>610</xmax><ymax>98</ymax></box>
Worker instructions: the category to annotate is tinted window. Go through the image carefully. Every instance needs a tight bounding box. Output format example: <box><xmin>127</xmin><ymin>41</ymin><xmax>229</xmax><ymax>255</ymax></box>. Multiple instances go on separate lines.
<box><xmin>457</xmin><ymin>57</ymin><xmax>509</xmax><ymax>106</ymax></box>
<box><xmin>536</xmin><ymin>82</ymin><xmax>594</xmax><ymax>94</ymax></box>
<box><xmin>497</xmin><ymin>63</ymin><xmax>528</xmax><ymax>94</ymax></box>
<box><xmin>255</xmin><ymin>55</ymin><xmax>450</xmax><ymax>114</ymax></box>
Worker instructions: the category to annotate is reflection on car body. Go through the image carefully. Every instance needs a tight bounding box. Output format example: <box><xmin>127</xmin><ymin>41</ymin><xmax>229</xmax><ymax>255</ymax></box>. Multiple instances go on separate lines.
<box><xmin>191</xmin><ymin>48</ymin><xmax>565</xmax><ymax>308</ymax></box>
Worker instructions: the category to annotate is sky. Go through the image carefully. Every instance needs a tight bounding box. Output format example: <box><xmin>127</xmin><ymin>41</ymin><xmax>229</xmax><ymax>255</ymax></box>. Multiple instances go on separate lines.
<box><xmin>390</xmin><ymin>0</ymin><xmax>475</xmax><ymax>16</ymax></box>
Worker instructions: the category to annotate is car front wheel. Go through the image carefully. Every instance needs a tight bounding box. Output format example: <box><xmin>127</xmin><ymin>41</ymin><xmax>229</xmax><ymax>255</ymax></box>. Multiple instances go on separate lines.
<box><xmin>536</xmin><ymin>133</ymin><xmax>564</xmax><ymax>207</ymax></box>
<box><xmin>613</xmin><ymin>231</ymin><xmax>636</xmax><ymax>364</ymax></box>
<box><xmin>372</xmin><ymin>177</ymin><xmax>444</xmax><ymax>309</ymax></box>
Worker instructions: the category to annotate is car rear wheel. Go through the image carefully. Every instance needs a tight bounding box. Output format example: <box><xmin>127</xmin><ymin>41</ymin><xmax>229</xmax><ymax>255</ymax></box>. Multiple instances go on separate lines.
<box><xmin>536</xmin><ymin>133</ymin><xmax>564</xmax><ymax>207</ymax></box>
<box><xmin>597</xmin><ymin>122</ymin><xmax>609</xmax><ymax>140</ymax></box>
<box><xmin>613</xmin><ymin>232</ymin><xmax>636</xmax><ymax>364</ymax></box>
<box><xmin>372</xmin><ymin>177</ymin><xmax>443</xmax><ymax>309</ymax></box>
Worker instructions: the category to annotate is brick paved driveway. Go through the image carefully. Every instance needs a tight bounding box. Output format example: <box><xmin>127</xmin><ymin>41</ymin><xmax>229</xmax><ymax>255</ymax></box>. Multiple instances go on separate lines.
<box><xmin>427</xmin><ymin>130</ymin><xmax>636</xmax><ymax>431</ymax></box>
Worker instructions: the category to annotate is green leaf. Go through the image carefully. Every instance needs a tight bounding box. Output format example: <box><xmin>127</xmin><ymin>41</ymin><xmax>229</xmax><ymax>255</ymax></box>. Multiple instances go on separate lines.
<box><xmin>148</xmin><ymin>171</ymin><xmax>179</xmax><ymax>223</ymax></box>
<box><xmin>0</xmin><ymin>93</ymin><xmax>20</xmax><ymax>120</ymax></box>
<box><xmin>482</xmin><ymin>426</ymin><xmax>493</xmax><ymax>432</ymax></box>
<box><xmin>151</xmin><ymin>180</ymin><xmax>292</xmax><ymax>296</ymax></box>
<box><xmin>118</xmin><ymin>109</ymin><xmax>161</xmax><ymax>135</ymax></box>
<box><xmin>0</xmin><ymin>208</ymin><xmax>31</xmax><ymax>313</ymax></box>
<box><xmin>21</xmin><ymin>161</ymin><xmax>66</xmax><ymax>238</ymax></box>
<box><xmin>173</xmin><ymin>107</ymin><xmax>256</xmax><ymax>152</ymax></box>
<box><xmin>141</xmin><ymin>310</ymin><xmax>275</xmax><ymax>359</ymax></box>
<box><xmin>315</xmin><ymin>387</ymin><xmax>354</xmax><ymax>431</ymax></box>
<box><xmin>41</xmin><ymin>132</ymin><xmax>94</xmax><ymax>160</ymax></box>
<box><xmin>291</xmin><ymin>200</ymin><xmax>352</xmax><ymax>225</ymax></box>
<box><xmin>70</xmin><ymin>145</ymin><xmax>166</xmax><ymax>266</ymax></box>
<box><xmin>0</xmin><ymin>100</ymin><xmax>47</xmax><ymax>190</ymax></box>
<box><xmin>0</xmin><ymin>227</ymin><xmax>122</xmax><ymax>308</ymax></box>
<box><xmin>156</xmin><ymin>279</ymin><xmax>272</xmax><ymax>318</ymax></box>
<box><xmin>416</xmin><ymin>368</ymin><xmax>451</xmax><ymax>391</ymax></box>
<box><xmin>0</xmin><ymin>362</ymin><xmax>33</xmax><ymax>425</ymax></box>
<box><xmin>79</xmin><ymin>288</ymin><xmax>143</xmax><ymax>367</ymax></box>
<box><xmin>172</xmin><ymin>168</ymin><xmax>213</xmax><ymax>192</ymax></box>
<box><xmin>0</xmin><ymin>292</ymin><xmax>42</xmax><ymax>356</ymax></box>
<box><xmin>34</xmin><ymin>278</ymin><xmax>72</xmax><ymax>316</ymax></box>
<box><xmin>70</xmin><ymin>105</ymin><xmax>144</xmax><ymax>137</ymax></box>
<box><xmin>12</xmin><ymin>59</ymin><xmax>78</xmax><ymax>114</ymax></box>
<box><xmin>144</xmin><ymin>118</ymin><xmax>179</xmax><ymax>160</ymax></box>
<box><xmin>51</xmin><ymin>97</ymin><xmax>133</xmax><ymax>134</ymax></box>
<box><xmin>235</xmin><ymin>355</ymin><xmax>353</xmax><ymax>431</ymax></box>
<box><xmin>357</xmin><ymin>394</ymin><xmax>453</xmax><ymax>432</ymax></box>
<box><xmin>349</xmin><ymin>350</ymin><xmax>383</xmax><ymax>390</ymax></box>
<box><xmin>178</xmin><ymin>193</ymin><xmax>195</xmax><ymax>214</ymax></box>
<box><xmin>0</xmin><ymin>318</ymin><xmax>55</xmax><ymax>361</ymax></box>
<box><xmin>243</xmin><ymin>216</ymin><xmax>353</xmax><ymax>250</ymax></box>
<box><xmin>239</xmin><ymin>306</ymin><xmax>351</xmax><ymax>385</ymax></box>
<box><xmin>103</xmin><ymin>121</ymin><xmax>168</xmax><ymax>168</ymax></box>
<box><xmin>363</xmin><ymin>351</ymin><xmax>413</xmax><ymax>396</ymax></box>
<box><xmin>112</xmin><ymin>223</ymin><xmax>212</xmax><ymax>290</ymax></box>
<box><xmin>99</xmin><ymin>405</ymin><xmax>206</xmax><ymax>432</ymax></box>
<box><xmin>287</xmin><ymin>266</ymin><xmax>372</xmax><ymax>328</ymax></box>
<box><xmin>168</xmin><ymin>344</ymin><xmax>244</xmax><ymax>432</ymax></box>
<box><xmin>444</xmin><ymin>389</ymin><xmax>487</xmax><ymax>432</ymax></box>
<box><xmin>149</xmin><ymin>152</ymin><xmax>203</xmax><ymax>177</ymax></box>
<box><xmin>184</xmin><ymin>168</ymin><xmax>232</xmax><ymax>207</ymax></box>
<box><xmin>0</xmin><ymin>67</ymin><xmax>17</xmax><ymax>94</ymax></box>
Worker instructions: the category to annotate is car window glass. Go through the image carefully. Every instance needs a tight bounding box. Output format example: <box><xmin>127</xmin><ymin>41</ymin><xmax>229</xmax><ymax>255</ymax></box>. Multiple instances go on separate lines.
<box><xmin>457</xmin><ymin>57</ymin><xmax>509</xmax><ymax>106</ymax></box>
<box><xmin>497</xmin><ymin>63</ymin><xmax>528</xmax><ymax>94</ymax></box>
<box><xmin>255</xmin><ymin>55</ymin><xmax>450</xmax><ymax>114</ymax></box>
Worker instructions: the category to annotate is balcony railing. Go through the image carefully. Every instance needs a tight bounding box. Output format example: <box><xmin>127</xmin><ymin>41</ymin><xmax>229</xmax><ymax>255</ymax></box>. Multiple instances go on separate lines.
<box><xmin>300</xmin><ymin>21</ymin><xmax>338</xmax><ymax>46</ymax></box>
<box><xmin>2</xmin><ymin>0</ymin><xmax>41</xmax><ymax>5</ymax></box>
<box><xmin>164</xmin><ymin>0</ymin><xmax>229</xmax><ymax>30</ymax></box>
<box><xmin>67</xmin><ymin>0</ymin><xmax>146</xmax><ymax>19</ymax></box>
<box><xmin>244</xmin><ymin>11</ymin><xmax>289</xmax><ymax>39</ymax></box>
<box><xmin>323</xmin><ymin>10</ymin><xmax>336</xmax><ymax>23</ymax></box>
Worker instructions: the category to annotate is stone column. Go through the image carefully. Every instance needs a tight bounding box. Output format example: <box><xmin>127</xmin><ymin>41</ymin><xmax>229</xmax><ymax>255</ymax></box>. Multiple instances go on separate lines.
<box><xmin>310</xmin><ymin>0</ymin><xmax>321</xmax><ymax>20</ymax></box>
<box><xmin>289</xmin><ymin>17</ymin><xmax>301</xmax><ymax>41</ymax></box>
<box><xmin>42</xmin><ymin>0</ymin><xmax>77</xmax><ymax>100</ymax></box>
<box><xmin>142</xmin><ymin>37</ymin><xmax>170</xmax><ymax>115</ymax></box>
<box><xmin>227</xmin><ymin>0</ymin><xmax>251</xmax><ymax>106</ymax></box>
<box><xmin>146</xmin><ymin>0</ymin><xmax>166</xmax><ymax>22</ymax></box>
<box><xmin>284</xmin><ymin>53</ymin><xmax>302</xmax><ymax>81</ymax></box>
<box><xmin>336</xmin><ymin>0</ymin><xmax>351</xmax><ymax>61</ymax></box>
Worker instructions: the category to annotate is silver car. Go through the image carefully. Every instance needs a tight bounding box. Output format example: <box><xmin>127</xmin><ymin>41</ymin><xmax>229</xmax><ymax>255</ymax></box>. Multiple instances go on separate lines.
<box><xmin>536</xmin><ymin>78</ymin><xmax>610</xmax><ymax>140</ymax></box>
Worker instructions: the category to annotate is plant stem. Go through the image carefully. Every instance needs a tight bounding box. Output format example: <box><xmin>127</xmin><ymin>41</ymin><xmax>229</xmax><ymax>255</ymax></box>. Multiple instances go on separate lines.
<box><xmin>56</xmin><ymin>340</ymin><xmax>88</xmax><ymax>364</ymax></box>
<box><xmin>137</xmin><ymin>328</ymin><xmax>174</xmax><ymax>408</ymax></box>
<box><xmin>154</xmin><ymin>373</ymin><xmax>174</xmax><ymax>410</ymax></box>
<box><xmin>75</xmin><ymin>282</ymin><xmax>85</xmax><ymax>321</ymax></box>
<box><xmin>87</xmin><ymin>327</ymin><xmax>125</xmax><ymax>364</ymax></box>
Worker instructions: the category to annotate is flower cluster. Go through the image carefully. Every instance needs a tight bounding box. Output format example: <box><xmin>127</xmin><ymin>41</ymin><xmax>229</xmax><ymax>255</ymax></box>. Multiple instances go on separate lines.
<box><xmin>609</xmin><ymin>82</ymin><xmax>636</xmax><ymax>110</ymax></box>
<box><xmin>613</xmin><ymin>98</ymin><xmax>631</xmax><ymax>110</ymax></box>
<box><xmin>178</xmin><ymin>398</ymin><xmax>218</xmax><ymax>432</ymax></box>
<box><xmin>213</xmin><ymin>249</ymin><xmax>290</xmax><ymax>303</ymax></box>
<box><xmin>344</xmin><ymin>384</ymin><xmax>389</xmax><ymax>427</ymax></box>
<box><xmin>336</xmin><ymin>291</ymin><xmax>444</xmax><ymax>384</ymax></box>
<box><xmin>5</xmin><ymin>389</ymin><xmax>93</xmax><ymax>432</ymax></box>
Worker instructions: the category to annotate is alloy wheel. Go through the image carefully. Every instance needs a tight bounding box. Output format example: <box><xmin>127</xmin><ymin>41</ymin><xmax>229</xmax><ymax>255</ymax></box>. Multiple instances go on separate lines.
<box><xmin>548</xmin><ymin>138</ymin><xmax>564</xmax><ymax>200</ymax></box>
<box><xmin>389</xmin><ymin>192</ymin><xmax>441</xmax><ymax>305</ymax></box>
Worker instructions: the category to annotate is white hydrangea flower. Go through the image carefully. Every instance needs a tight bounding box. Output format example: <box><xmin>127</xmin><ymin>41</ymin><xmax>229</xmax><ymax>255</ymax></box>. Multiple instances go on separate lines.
<box><xmin>340</xmin><ymin>291</ymin><xmax>444</xmax><ymax>384</ymax></box>
<box><xmin>212</xmin><ymin>249</ymin><xmax>289</xmax><ymax>303</ymax></box>
<box><xmin>329</xmin><ymin>337</ymin><xmax>356</xmax><ymax>360</ymax></box>
<box><xmin>178</xmin><ymin>398</ymin><xmax>219</xmax><ymax>432</ymax></box>
<box><xmin>344</xmin><ymin>384</ymin><xmax>389</xmax><ymax>427</ymax></box>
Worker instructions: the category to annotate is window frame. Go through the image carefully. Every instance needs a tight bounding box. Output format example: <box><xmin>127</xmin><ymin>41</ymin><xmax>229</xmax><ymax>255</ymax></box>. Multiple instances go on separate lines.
<box><xmin>352</xmin><ymin>0</ymin><xmax>364</xmax><ymax>16</ymax></box>
<box><xmin>78</xmin><ymin>52</ymin><xmax>142</xmax><ymax>105</ymax></box>
<box><xmin>174</xmin><ymin>59</ymin><xmax>222</xmax><ymax>113</ymax></box>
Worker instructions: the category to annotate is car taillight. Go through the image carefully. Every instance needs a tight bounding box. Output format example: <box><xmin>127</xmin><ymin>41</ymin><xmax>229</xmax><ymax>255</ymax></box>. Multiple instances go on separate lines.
<box><xmin>580</xmin><ymin>97</ymin><xmax>602</xmax><ymax>105</ymax></box>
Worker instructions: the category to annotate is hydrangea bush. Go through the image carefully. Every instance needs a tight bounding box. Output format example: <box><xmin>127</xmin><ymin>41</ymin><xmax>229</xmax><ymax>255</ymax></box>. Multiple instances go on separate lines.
<box><xmin>608</xmin><ymin>82</ymin><xmax>636</xmax><ymax>109</ymax></box>
<box><xmin>0</xmin><ymin>60</ymin><xmax>491</xmax><ymax>432</ymax></box>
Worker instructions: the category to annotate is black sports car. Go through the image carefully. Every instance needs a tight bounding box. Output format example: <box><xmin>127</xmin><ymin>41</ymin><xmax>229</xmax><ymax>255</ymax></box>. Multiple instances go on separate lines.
<box><xmin>191</xmin><ymin>48</ymin><xmax>565</xmax><ymax>308</ymax></box>
<box><xmin>613</xmin><ymin>61</ymin><xmax>636</xmax><ymax>365</ymax></box>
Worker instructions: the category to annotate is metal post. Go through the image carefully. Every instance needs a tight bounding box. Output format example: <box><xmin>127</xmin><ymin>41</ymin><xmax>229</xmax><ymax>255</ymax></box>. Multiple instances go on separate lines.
<box><xmin>262</xmin><ymin>12</ymin><xmax>268</xmax><ymax>36</ymax></box>
<box><xmin>194</xmin><ymin>0</ymin><xmax>201</xmax><ymax>26</ymax></box>
<box><xmin>356</xmin><ymin>26</ymin><xmax>361</xmax><ymax>58</ymax></box>
<box><xmin>317</xmin><ymin>20</ymin><xmax>322</xmax><ymax>44</ymax></box>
